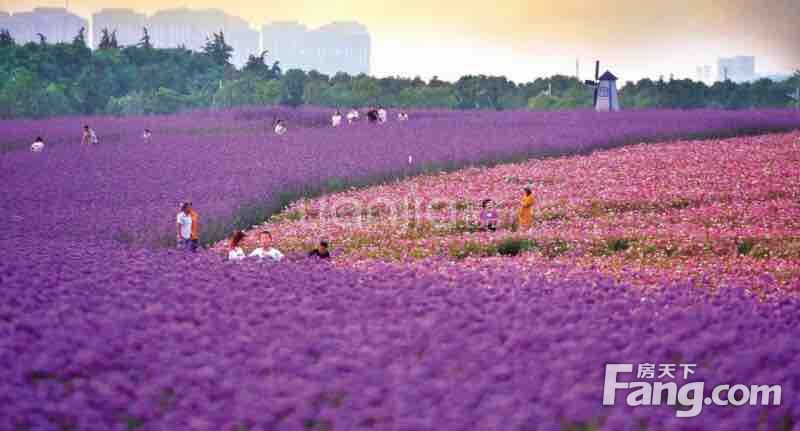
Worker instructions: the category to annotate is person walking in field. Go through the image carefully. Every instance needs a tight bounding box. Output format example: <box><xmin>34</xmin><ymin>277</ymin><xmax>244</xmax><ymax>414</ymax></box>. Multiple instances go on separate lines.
<box><xmin>81</xmin><ymin>125</ymin><xmax>99</xmax><ymax>145</ymax></box>
<box><xmin>142</xmin><ymin>129</ymin><xmax>152</xmax><ymax>143</ymax></box>
<box><xmin>176</xmin><ymin>201</ymin><xmax>199</xmax><ymax>252</ymax></box>
<box><xmin>331</xmin><ymin>110</ymin><xmax>343</xmax><ymax>128</ymax></box>
<box><xmin>518</xmin><ymin>188</ymin><xmax>535</xmax><ymax>230</ymax></box>
<box><xmin>249</xmin><ymin>230</ymin><xmax>284</xmax><ymax>262</ymax></box>
<box><xmin>30</xmin><ymin>136</ymin><xmax>45</xmax><ymax>152</ymax></box>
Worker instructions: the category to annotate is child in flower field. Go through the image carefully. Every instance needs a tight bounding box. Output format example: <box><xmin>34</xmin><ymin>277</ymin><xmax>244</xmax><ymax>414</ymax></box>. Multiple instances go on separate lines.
<box><xmin>480</xmin><ymin>199</ymin><xmax>499</xmax><ymax>232</ymax></box>
<box><xmin>228</xmin><ymin>230</ymin><xmax>247</xmax><ymax>261</ymax></box>
<box><xmin>249</xmin><ymin>230</ymin><xmax>284</xmax><ymax>262</ymax></box>
<box><xmin>309</xmin><ymin>240</ymin><xmax>331</xmax><ymax>259</ymax></box>
<box><xmin>518</xmin><ymin>187</ymin><xmax>535</xmax><ymax>230</ymax></box>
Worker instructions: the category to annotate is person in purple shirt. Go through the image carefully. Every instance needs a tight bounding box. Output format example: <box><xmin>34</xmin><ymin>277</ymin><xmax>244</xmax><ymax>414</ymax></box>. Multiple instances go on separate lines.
<box><xmin>479</xmin><ymin>199</ymin><xmax>499</xmax><ymax>232</ymax></box>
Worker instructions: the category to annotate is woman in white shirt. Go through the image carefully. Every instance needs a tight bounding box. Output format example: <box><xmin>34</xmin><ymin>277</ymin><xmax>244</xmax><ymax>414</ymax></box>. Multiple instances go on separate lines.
<box><xmin>346</xmin><ymin>109</ymin><xmax>359</xmax><ymax>124</ymax></box>
<box><xmin>142</xmin><ymin>129</ymin><xmax>152</xmax><ymax>143</ymax></box>
<box><xmin>331</xmin><ymin>111</ymin><xmax>343</xmax><ymax>128</ymax></box>
<box><xmin>249</xmin><ymin>230</ymin><xmax>284</xmax><ymax>262</ymax></box>
<box><xmin>227</xmin><ymin>231</ymin><xmax>247</xmax><ymax>261</ymax></box>
<box><xmin>30</xmin><ymin>136</ymin><xmax>45</xmax><ymax>152</ymax></box>
<box><xmin>377</xmin><ymin>106</ymin><xmax>388</xmax><ymax>123</ymax></box>
<box><xmin>273</xmin><ymin>120</ymin><xmax>287</xmax><ymax>136</ymax></box>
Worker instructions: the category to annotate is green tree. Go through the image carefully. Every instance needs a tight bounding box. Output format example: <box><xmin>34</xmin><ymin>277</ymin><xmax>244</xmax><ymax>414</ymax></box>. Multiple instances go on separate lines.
<box><xmin>0</xmin><ymin>29</ymin><xmax>13</xmax><ymax>47</ymax></box>
<box><xmin>202</xmin><ymin>31</ymin><xmax>233</xmax><ymax>67</ymax></box>
<box><xmin>280</xmin><ymin>69</ymin><xmax>306</xmax><ymax>107</ymax></box>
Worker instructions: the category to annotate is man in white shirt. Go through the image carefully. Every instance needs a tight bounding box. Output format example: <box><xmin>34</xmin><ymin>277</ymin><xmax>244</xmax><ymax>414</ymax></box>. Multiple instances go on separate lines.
<box><xmin>249</xmin><ymin>230</ymin><xmax>284</xmax><ymax>262</ymax></box>
<box><xmin>31</xmin><ymin>136</ymin><xmax>45</xmax><ymax>152</ymax></box>
<box><xmin>176</xmin><ymin>202</ymin><xmax>195</xmax><ymax>251</ymax></box>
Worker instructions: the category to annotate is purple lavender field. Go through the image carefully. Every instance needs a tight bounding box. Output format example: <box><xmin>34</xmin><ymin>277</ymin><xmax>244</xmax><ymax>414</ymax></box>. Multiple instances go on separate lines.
<box><xmin>2</xmin><ymin>107</ymin><xmax>800</xmax><ymax>430</ymax></box>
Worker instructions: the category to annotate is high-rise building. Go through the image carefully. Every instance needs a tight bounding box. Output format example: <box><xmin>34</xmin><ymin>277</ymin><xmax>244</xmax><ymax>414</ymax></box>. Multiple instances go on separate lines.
<box><xmin>717</xmin><ymin>56</ymin><xmax>756</xmax><ymax>83</ymax></box>
<box><xmin>0</xmin><ymin>8</ymin><xmax>87</xmax><ymax>44</ymax></box>
<box><xmin>148</xmin><ymin>8</ymin><xmax>258</xmax><ymax>68</ymax></box>
<box><xmin>262</xmin><ymin>21</ymin><xmax>370</xmax><ymax>76</ymax></box>
<box><xmin>92</xmin><ymin>9</ymin><xmax>148</xmax><ymax>47</ymax></box>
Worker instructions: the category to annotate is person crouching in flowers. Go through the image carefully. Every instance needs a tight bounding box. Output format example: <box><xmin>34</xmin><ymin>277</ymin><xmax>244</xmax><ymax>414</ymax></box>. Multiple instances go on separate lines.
<box><xmin>273</xmin><ymin>119</ymin><xmax>287</xmax><ymax>136</ymax></box>
<box><xmin>480</xmin><ymin>199</ymin><xmax>499</xmax><ymax>232</ymax></box>
<box><xmin>309</xmin><ymin>240</ymin><xmax>331</xmax><ymax>259</ymax></box>
<box><xmin>30</xmin><ymin>136</ymin><xmax>45</xmax><ymax>152</ymax></box>
<box><xmin>228</xmin><ymin>230</ymin><xmax>247</xmax><ymax>261</ymax></box>
<box><xmin>518</xmin><ymin>187</ymin><xmax>535</xmax><ymax>230</ymax></box>
<box><xmin>249</xmin><ymin>230</ymin><xmax>284</xmax><ymax>262</ymax></box>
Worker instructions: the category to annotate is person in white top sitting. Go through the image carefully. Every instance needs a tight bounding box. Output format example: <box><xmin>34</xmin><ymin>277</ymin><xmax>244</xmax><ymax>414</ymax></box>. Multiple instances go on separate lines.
<box><xmin>30</xmin><ymin>136</ymin><xmax>45</xmax><ymax>152</ymax></box>
<box><xmin>142</xmin><ymin>129</ymin><xmax>152</xmax><ymax>143</ymax></box>
<box><xmin>346</xmin><ymin>109</ymin><xmax>359</xmax><ymax>124</ymax></box>
<box><xmin>227</xmin><ymin>230</ymin><xmax>247</xmax><ymax>261</ymax></box>
<box><xmin>397</xmin><ymin>112</ymin><xmax>409</xmax><ymax>121</ymax></box>
<box><xmin>377</xmin><ymin>106</ymin><xmax>388</xmax><ymax>123</ymax></box>
<box><xmin>331</xmin><ymin>110</ymin><xmax>343</xmax><ymax>128</ymax></box>
<box><xmin>249</xmin><ymin>230</ymin><xmax>284</xmax><ymax>262</ymax></box>
<box><xmin>273</xmin><ymin>120</ymin><xmax>287</xmax><ymax>136</ymax></box>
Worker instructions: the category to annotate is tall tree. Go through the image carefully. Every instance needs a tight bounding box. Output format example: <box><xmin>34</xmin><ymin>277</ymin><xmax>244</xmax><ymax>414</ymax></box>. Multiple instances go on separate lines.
<box><xmin>280</xmin><ymin>69</ymin><xmax>306</xmax><ymax>107</ymax></box>
<box><xmin>72</xmin><ymin>27</ymin><xmax>87</xmax><ymax>48</ymax></box>
<box><xmin>0</xmin><ymin>29</ymin><xmax>13</xmax><ymax>47</ymax></box>
<box><xmin>138</xmin><ymin>27</ymin><xmax>152</xmax><ymax>49</ymax></box>
<box><xmin>202</xmin><ymin>31</ymin><xmax>233</xmax><ymax>66</ymax></box>
<box><xmin>98</xmin><ymin>28</ymin><xmax>113</xmax><ymax>50</ymax></box>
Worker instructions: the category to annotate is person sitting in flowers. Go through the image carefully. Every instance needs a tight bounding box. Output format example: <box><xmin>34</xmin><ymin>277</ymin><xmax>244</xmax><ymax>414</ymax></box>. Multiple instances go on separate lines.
<box><xmin>480</xmin><ymin>199</ymin><xmax>499</xmax><ymax>232</ymax></box>
<box><xmin>273</xmin><ymin>119</ymin><xmax>287</xmax><ymax>136</ymax></box>
<box><xmin>397</xmin><ymin>112</ymin><xmax>409</xmax><ymax>121</ymax></box>
<box><xmin>30</xmin><ymin>136</ymin><xmax>45</xmax><ymax>152</ymax></box>
<box><xmin>518</xmin><ymin>187</ymin><xmax>535</xmax><ymax>230</ymax></box>
<box><xmin>308</xmin><ymin>240</ymin><xmax>331</xmax><ymax>259</ymax></box>
<box><xmin>228</xmin><ymin>230</ymin><xmax>247</xmax><ymax>261</ymax></box>
<box><xmin>81</xmin><ymin>125</ymin><xmax>99</xmax><ymax>145</ymax></box>
<box><xmin>249</xmin><ymin>230</ymin><xmax>284</xmax><ymax>262</ymax></box>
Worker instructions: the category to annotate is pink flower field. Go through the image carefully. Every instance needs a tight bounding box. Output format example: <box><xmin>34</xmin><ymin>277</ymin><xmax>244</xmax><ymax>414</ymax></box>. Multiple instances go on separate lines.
<box><xmin>227</xmin><ymin>131</ymin><xmax>800</xmax><ymax>292</ymax></box>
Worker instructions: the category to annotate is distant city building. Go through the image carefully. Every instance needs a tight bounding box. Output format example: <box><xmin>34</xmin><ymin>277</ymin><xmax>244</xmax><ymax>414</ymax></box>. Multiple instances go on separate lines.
<box><xmin>262</xmin><ymin>21</ymin><xmax>370</xmax><ymax>76</ymax></box>
<box><xmin>717</xmin><ymin>56</ymin><xmax>756</xmax><ymax>83</ymax></box>
<box><xmin>147</xmin><ymin>8</ymin><xmax>259</xmax><ymax>67</ymax></box>
<box><xmin>695</xmin><ymin>65</ymin><xmax>713</xmax><ymax>84</ymax></box>
<box><xmin>92</xmin><ymin>9</ymin><xmax>148</xmax><ymax>47</ymax></box>
<box><xmin>0</xmin><ymin>8</ymin><xmax>87</xmax><ymax>44</ymax></box>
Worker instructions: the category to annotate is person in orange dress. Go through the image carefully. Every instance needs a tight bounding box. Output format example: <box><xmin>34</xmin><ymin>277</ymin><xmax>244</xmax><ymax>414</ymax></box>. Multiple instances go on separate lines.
<box><xmin>518</xmin><ymin>187</ymin><xmax>535</xmax><ymax>230</ymax></box>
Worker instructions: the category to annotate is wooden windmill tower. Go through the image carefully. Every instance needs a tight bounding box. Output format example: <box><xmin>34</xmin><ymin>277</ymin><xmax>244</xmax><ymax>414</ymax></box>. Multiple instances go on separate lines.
<box><xmin>584</xmin><ymin>61</ymin><xmax>621</xmax><ymax>112</ymax></box>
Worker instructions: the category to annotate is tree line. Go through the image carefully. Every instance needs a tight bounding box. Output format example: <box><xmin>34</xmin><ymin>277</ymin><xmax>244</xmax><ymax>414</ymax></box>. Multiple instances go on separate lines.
<box><xmin>0</xmin><ymin>27</ymin><xmax>798</xmax><ymax>119</ymax></box>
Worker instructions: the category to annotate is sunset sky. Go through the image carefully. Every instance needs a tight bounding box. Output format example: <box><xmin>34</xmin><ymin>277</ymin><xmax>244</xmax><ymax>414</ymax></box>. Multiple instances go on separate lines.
<box><xmin>3</xmin><ymin>0</ymin><xmax>799</xmax><ymax>82</ymax></box>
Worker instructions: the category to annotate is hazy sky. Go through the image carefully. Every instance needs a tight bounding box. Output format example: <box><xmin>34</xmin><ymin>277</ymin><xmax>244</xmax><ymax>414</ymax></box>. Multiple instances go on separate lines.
<box><xmin>3</xmin><ymin>0</ymin><xmax>799</xmax><ymax>82</ymax></box>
